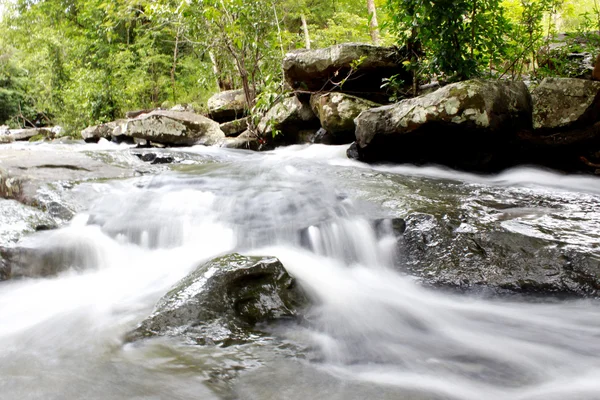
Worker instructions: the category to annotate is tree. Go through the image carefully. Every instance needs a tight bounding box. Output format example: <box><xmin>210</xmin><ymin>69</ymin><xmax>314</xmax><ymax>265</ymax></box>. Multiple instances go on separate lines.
<box><xmin>367</xmin><ymin>0</ymin><xmax>381</xmax><ymax>44</ymax></box>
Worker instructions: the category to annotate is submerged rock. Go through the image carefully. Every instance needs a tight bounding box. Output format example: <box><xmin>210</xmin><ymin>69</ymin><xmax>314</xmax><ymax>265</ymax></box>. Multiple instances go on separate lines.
<box><xmin>208</xmin><ymin>89</ymin><xmax>248</xmax><ymax>123</ymax></box>
<box><xmin>310</xmin><ymin>93</ymin><xmax>380</xmax><ymax>144</ymax></box>
<box><xmin>353</xmin><ymin>79</ymin><xmax>532</xmax><ymax>171</ymax></box>
<box><xmin>397</xmin><ymin>213</ymin><xmax>600</xmax><ymax>296</ymax></box>
<box><xmin>283</xmin><ymin>43</ymin><xmax>407</xmax><ymax>103</ymax></box>
<box><xmin>119</xmin><ymin>110</ymin><xmax>225</xmax><ymax>146</ymax></box>
<box><xmin>127</xmin><ymin>254</ymin><xmax>308</xmax><ymax>345</ymax></box>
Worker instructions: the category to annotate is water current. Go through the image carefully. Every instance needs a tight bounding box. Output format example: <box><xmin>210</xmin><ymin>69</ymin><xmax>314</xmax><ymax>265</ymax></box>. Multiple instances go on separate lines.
<box><xmin>1</xmin><ymin>143</ymin><xmax>599</xmax><ymax>400</ymax></box>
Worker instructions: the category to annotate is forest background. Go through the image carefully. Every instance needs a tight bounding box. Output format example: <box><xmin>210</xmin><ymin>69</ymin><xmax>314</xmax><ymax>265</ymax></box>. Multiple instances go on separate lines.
<box><xmin>1</xmin><ymin>0</ymin><xmax>599</xmax><ymax>135</ymax></box>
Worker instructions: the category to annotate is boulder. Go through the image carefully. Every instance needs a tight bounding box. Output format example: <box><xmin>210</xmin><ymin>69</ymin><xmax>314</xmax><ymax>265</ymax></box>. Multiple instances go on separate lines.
<box><xmin>81</xmin><ymin>121</ymin><xmax>122</xmax><ymax>143</ymax></box>
<box><xmin>257</xmin><ymin>95</ymin><xmax>319</xmax><ymax>144</ymax></box>
<box><xmin>119</xmin><ymin>110</ymin><xmax>225</xmax><ymax>146</ymax></box>
<box><xmin>0</xmin><ymin>134</ymin><xmax>14</xmax><ymax>144</ymax></box>
<box><xmin>170</xmin><ymin>104</ymin><xmax>195</xmax><ymax>113</ymax></box>
<box><xmin>283</xmin><ymin>43</ymin><xmax>408</xmax><ymax>103</ymax></box>
<box><xmin>310</xmin><ymin>93</ymin><xmax>380</xmax><ymax>144</ymax></box>
<box><xmin>532</xmin><ymin>78</ymin><xmax>600</xmax><ymax>130</ymax></box>
<box><xmin>220</xmin><ymin>117</ymin><xmax>249</xmax><ymax>137</ymax></box>
<box><xmin>218</xmin><ymin>131</ymin><xmax>260</xmax><ymax>151</ymax></box>
<box><xmin>352</xmin><ymin>79</ymin><xmax>532</xmax><ymax>171</ymax></box>
<box><xmin>514</xmin><ymin>78</ymin><xmax>600</xmax><ymax>172</ymax></box>
<box><xmin>397</xmin><ymin>213</ymin><xmax>600</xmax><ymax>297</ymax></box>
<box><xmin>8</xmin><ymin>128</ymin><xmax>54</xmax><ymax>142</ymax></box>
<box><xmin>208</xmin><ymin>89</ymin><xmax>247</xmax><ymax>122</ymax></box>
<box><xmin>127</xmin><ymin>254</ymin><xmax>308</xmax><ymax>345</ymax></box>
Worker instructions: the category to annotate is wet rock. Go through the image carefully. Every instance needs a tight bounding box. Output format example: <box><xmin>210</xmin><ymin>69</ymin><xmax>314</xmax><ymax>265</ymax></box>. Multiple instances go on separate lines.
<box><xmin>133</xmin><ymin>153</ymin><xmax>175</xmax><ymax>165</ymax></box>
<box><xmin>127</xmin><ymin>254</ymin><xmax>308</xmax><ymax>345</ymax></box>
<box><xmin>398</xmin><ymin>213</ymin><xmax>600</xmax><ymax>296</ymax></box>
<box><xmin>257</xmin><ymin>95</ymin><xmax>319</xmax><ymax>144</ymax></box>
<box><xmin>354</xmin><ymin>79</ymin><xmax>532</xmax><ymax>171</ymax></box>
<box><xmin>283</xmin><ymin>43</ymin><xmax>408</xmax><ymax>103</ymax></box>
<box><xmin>119</xmin><ymin>110</ymin><xmax>225</xmax><ymax>146</ymax></box>
<box><xmin>0</xmin><ymin>229</ymin><xmax>106</xmax><ymax>279</ymax></box>
<box><xmin>310</xmin><ymin>93</ymin><xmax>380</xmax><ymax>144</ymax></box>
<box><xmin>220</xmin><ymin>117</ymin><xmax>249</xmax><ymax>137</ymax></box>
<box><xmin>208</xmin><ymin>89</ymin><xmax>247</xmax><ymax>123</ymax></box>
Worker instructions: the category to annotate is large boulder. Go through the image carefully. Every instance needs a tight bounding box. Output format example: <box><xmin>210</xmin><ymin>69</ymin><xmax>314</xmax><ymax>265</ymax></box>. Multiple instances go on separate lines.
<box><xmin>257</xmin><ymin>95</ymin><xmax>319</xmax><ymax>144</ymax></box>
<box><xmin>283</xmin><ymin>43</ymin><xmax>407</xmax><ymax>103</ymax></box>
<box><xmin>310</xmin><ymin>93</ymin><xmax>380</xmax><ymax>144</ymax></box>
<box><xmin>353</xmin><ymin>79</ymin><xmax>532</xmax><ymax>171</ymax></box>
<box><xmin>7</xmin><ymin>128</ymin><xmax>54</xmax><ymax>142</ymax></box>
<box><xmin>208</xmin><ymin>89</ymin><xmax>248</xmax><ymax>122</ymax></box>
<box><xmin>515</xmin><ymin>78</ymin><xmax>600</xmax><ymax>172</ymax></box>
<box><xmin>127</xmin><ymin>254</ymin><xmax>308</xmax><ymax>345</ymax></box>
<box><xmin>118</xmin><ymin>110</ymin><xmax>225</xmax><ymax>146</ymax></box>
<box><xmin>397</xmin><ymin>213</ymin><xmax>600</xmax><ymax>296</ymax></box>
<box><xmin>532</xmin><ymin>78</ymin><xmax>600</xmax><ymax>130</ymax></box>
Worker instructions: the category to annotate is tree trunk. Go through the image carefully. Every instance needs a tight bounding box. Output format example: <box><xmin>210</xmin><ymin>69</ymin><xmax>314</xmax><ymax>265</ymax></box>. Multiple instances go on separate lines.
<box><xmin>301</xmin><ymin>14</ymin><xmax>311</xmax><ymax>49</ymax></box>
<box><xmin>367</xmin><ymin>0</ymin><xmax>380</xmax><ymax>45</ymax></box>
<box><xmin>170</xmin><ymin>26</ymin><xmax>181</xmax><ymax>104</ymax></box>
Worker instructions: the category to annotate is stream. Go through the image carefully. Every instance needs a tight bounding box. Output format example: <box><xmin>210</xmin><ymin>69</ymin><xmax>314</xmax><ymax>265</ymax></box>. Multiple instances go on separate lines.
<box><xmin>1</xmin><ymin>142</ymin><xmax>600</xmax><ymax>400</ymax></box>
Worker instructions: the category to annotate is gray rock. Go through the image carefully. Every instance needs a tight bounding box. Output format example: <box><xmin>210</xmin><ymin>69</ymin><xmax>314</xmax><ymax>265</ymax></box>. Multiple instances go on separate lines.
<box><xmin>257</xmin><ymin>95</ymin><xmax>318</xmax><ymax>144</ymax></box>
<box><xmin>121</xmin><ymin>110</ymin><xmax>225</xmax><ymax>146</ymax></box>
<box><xmin>208</xmin><ymin>89</ymin><xmax>247</xmax><ymax>122</ymax></box>
<box><xmin>125</xmin><ymin>109</ymin><xmax>154</xmax><ymax>119</ymax></box>
<box><xmin>218</xmin><ymin>131</ymin><xmax>260</xmax><ymax>151</ymax></box>
<box><xmin>8</xmin><ymin>128</ymin><xmax>54</xmax><ymax>142</ymax></box>
<box><xmin>532</xmin><ymin>78</ymin><xmax>600</xmax><ymax>130</ymax></box>
<box><xmin>310</xmin><ymin>93</ymin><xmax>380</xmax><ymax>144</ymax></box>
<box><xmin>220</xmin><ymin>117</ymin><xmax>249</xmax><ymax>137</ymax></box>
<box><xmin>81</xmin><ymin>121</ymin><xmax>122</xmax><ymax>143</ymax></box>
<box><xmin>283</xmin><ymin>43</ymin><xmax>408</xmax><ymax>102</ymax></box>
<box><xmin>353</xmin><ymin>79</ymin><xmax>532</xmax><ymax>171</ymax></box>
<box><xmin>397</xmin><ymin>213</ymin><xmax>600</xmax><ymax>297</ymax></box>
<box><xmin>127</xmin><ymin>253</ymin><xmax>307</xmax><ymax>345</ymax></box>
<box><xmin>170</xmin><ymin>104</ymin><xmax>195</xmax><ymax>113</ymax></box>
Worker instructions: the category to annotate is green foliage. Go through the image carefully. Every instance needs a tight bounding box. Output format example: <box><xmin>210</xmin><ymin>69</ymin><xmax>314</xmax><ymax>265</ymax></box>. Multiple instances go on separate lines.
<box><xmin>386</xmin><ymin>0</ymin><xmax>511</xmax><ymax>80</ymax></box>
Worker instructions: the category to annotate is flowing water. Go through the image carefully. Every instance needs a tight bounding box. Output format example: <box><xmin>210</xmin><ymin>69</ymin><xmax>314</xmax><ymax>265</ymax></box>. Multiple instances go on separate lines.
<box><xmin>1</xmin><ymin>143</ymin><xmax>600</xmax><ymax>400</ymax></box>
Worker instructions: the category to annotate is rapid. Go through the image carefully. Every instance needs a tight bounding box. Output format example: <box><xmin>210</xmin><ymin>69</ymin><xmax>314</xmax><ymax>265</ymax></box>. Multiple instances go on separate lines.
<box><xmin>0</xmin><ymin>143</ymin><xmax>599</xmax><ymax>400</ymax></box>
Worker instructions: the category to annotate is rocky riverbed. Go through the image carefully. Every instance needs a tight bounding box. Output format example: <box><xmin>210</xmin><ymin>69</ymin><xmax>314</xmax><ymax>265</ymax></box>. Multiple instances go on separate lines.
<box><xmin>0</xmin><ymin>140</ymin><xmax>599</xmax><ymax>399</ymax></box>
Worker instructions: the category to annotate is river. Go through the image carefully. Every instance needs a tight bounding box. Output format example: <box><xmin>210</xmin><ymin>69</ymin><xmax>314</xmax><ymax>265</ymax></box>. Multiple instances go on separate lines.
<box><xmin>0</xmin><ymin>142</ymin><xmax>599</xmax><ymax>400</ymax></box>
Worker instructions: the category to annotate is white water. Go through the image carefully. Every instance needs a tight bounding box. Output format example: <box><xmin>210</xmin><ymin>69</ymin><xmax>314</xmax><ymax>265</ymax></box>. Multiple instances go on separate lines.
<box><xmin>1</xmin><ymin>144</ymin><xmax>600</xmax><ymax>400</ymax></box>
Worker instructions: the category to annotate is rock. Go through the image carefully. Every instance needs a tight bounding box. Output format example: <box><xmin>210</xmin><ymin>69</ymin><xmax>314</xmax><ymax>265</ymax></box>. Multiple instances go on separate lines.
<box><xmin>310</xmin><ymin>93</ymin><xmax>380</xmax><ymax>144</ymax></box>
<box><xmin>283</xmin><ymin>43</ymin><xmax>408</xmax><ymax>103</ymax></box>
<box><xmin>220</xmin><ymin>117</ymin><xmax>249</xmax><ymax>137</ymax></box>
<box><xmin>81</xmin><ymin>121</ymin><xmax>121</xmax><ymax>143</ymax></box>
<box><xmin>208</xmin><ymin>89</ymin><xmax>247</xmax><ymax>123</ymax></box>
<box><xmin>126</xmin><ymin>109</ymin><xmax>154</xmax><ymax>119</ymax></box>
<box><xmin>532</xmin><ymin>78</ymin><xmax>600</xmax><ymax>130</ymax></box>
<box><xmin>398</xmin><ymin>213</ymin><xmax>600</xmax><ymax>296</ymax></box>
<box><xmin>257</xmin><ymin>95</ymin><xmax>319</xmax><ymax>144</ymax></box>
<box><xmin>133</xmin><ymin>153</ymin><xmax>175</xmax><ymax>165</ymax></box>
<box><xmin>0</xmin><ymin>134</ymin><xmax>13</xmax><ymax>144</ymax></box>
<box><xmin>513</xmin><ymin>78</ymin><xmax>600</xmax><ymax>172</ymax></box>
<box><xmin>121</xmin><ymin>110</ymin><xmax>225</xmax><ymax>146</ymax></box>
<box><xmin>218</xmin><ymin>132</ymin><xmax>260</xmax><ymax>151</ymax></box>
<box><xmin>170</xmin><ymin>104</ymin><xmax>195</xmax><ymax>113</ymax></box>
<box><xmin>8</xmin><ymin>128</ymin><xmax>54</xmax><ymax>142</ymax></box>
<box><xmin>127</xmin><ymin>254</ymin><xmax>307</xmax><ymax>345</ymax></box>
<box><xmin>354</xmin><ymin>79</ymin><xmax>532</xmax><ymax>171</ymax></box>
<box><xmin>593</xmin><ymin>54</ymin><xmax>600</xmax><ymax>81</ymax></box>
